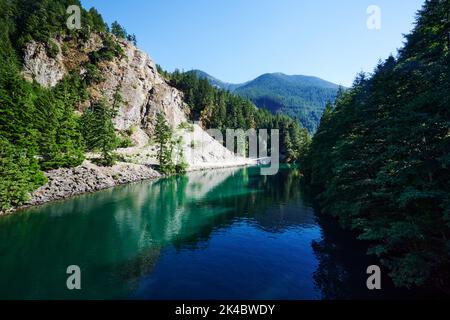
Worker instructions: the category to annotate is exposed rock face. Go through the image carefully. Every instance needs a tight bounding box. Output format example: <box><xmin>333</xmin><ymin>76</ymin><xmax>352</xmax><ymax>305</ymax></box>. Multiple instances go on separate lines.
<box><xmin>144</xmin><ymin>84</ymin><xmax>189</xmax><ymax>135</ymax></box>
<box><xmin>91</xmin><ymin>38</ymin><xmax>189</xmax><ymax>132</ymax></box>
<box><xmin>22</xmin><ymin>35</ymin><xmax>189</xmax><ymax>135</ymax></box>
<box><xmin>182</xmin><ymin>125</ymin><xmax>254</xmax><ymax>170</ymax></box>
<box><xmin>23</xmin><ymin>161</ymin><xmax>161</xmax><ymax>208</ymax></box>
<box><xmin>116</xmin><ymin>124</ymin><xmax>256</xmax><ymax>170</ymax></box>
<box><xmin>11</xmin><ymin>34</ymin><xmax>253</xmax><ymax>213</ymax></box>
<box><xmin>22</xmin><ymin>40</ymin><xmax>67</xmax><ymax>88</ymax></box>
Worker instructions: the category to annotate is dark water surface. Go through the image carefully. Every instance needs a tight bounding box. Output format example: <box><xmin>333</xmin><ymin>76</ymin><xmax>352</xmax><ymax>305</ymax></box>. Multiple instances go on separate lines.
<box><xmin>0</xmin><ymin>166</ymin><xmax>415</xmax><ymax>299</ymax></box>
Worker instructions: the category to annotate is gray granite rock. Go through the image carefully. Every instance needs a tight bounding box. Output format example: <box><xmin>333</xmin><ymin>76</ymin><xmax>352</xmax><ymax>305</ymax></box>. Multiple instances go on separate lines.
<box><xmin>21</xmin><ymin>161</ymin><xmax>161</xmax><ymax>208</ymax></box>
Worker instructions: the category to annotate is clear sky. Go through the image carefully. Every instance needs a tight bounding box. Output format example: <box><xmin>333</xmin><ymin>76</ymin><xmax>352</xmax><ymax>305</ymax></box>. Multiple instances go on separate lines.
<box><xmin>81</xmin><ymin>0</ymin><xmax>425</xmax><ymax>87</ymax></box>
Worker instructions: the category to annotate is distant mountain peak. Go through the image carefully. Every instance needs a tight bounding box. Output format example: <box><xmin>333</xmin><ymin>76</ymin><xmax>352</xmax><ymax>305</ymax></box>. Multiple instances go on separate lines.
<box><xmin>192</xmin><ymin>70</ymin><xmax>243</xmax><ymax>91</ymax></box>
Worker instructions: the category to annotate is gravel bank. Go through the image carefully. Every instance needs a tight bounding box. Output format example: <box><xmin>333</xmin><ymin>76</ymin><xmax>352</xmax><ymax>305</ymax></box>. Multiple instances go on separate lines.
<box><xmin>9</xmin><ymin>160</ymin><xmax>162</xmax><ymax>213</ymax></box>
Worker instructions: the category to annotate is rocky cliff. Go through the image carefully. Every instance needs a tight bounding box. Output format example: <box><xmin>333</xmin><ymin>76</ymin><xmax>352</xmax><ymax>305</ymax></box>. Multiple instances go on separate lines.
<box><xmin>13</xmin><ymin>33</ymin><xmax>253</xmax><ymax>212</ymax></box>
<box><xmin>22</xmin><ymin>34</ymin><xmax>188</xmax><ymax>140</ymax></box>
<box><xmin>20</xmin><ymin>33</ymin><xmax>254</xmax><ymax>167</ymax></box>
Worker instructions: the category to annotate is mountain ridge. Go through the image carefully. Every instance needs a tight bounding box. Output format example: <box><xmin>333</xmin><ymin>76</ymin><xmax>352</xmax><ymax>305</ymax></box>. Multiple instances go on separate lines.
<box><xmin>191</xmin><ymin>70</ymin><xmax>244</xmax><ymax>91</ymax></box>
<box><xmin>193</xmin><ymin>70</ymin><xmax>340</xmax><ymax>91</ymax></box>
<box><xmin>193</xmin><ymin>70</ymin><xmax>342</xmax><ymax>132</ymax></box>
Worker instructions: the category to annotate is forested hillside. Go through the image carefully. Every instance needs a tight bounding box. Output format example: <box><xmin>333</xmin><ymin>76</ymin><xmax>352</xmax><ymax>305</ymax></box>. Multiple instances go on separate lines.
<box><xmin>157</xmin><ymin>68</ymin><xmax>311</xmax><ymax>163</ymax></box>
<box><xmin>0</xmin><ymin>0</ymin><xmax>117</xmax><ymax>211</ymax></box>
<box><xmin>0</xmin><ymin>0</ymin><xmax>161</xmax><ymax>211</ymax></box>
<box><xmin>192</xmin><ymin>70</ymin><xmax>243</xmax><ymax>92</ymax></box>
<box><xmin>302</xmin><ymin>0</ymin><xmax>450</xmax><ymax>290</ymax></box>
<box><xmin>234</xmin><ymin>73</ymin><xmax>340</xmax><ymax>133</ymax></box>
<box><xmin>194</xmin><ymin>70</ymin><xmax>341</xmax><ymax>133</ymax></box>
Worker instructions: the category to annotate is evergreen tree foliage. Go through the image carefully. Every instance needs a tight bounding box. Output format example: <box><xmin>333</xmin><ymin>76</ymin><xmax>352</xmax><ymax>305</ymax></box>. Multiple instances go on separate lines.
<box><xmin>81</xmin><ymin>101</ymin><xmax>119</xmax><ymax>166</ymax></box>
<box><xmin>175</xmin><ymin>138</ymin><xmax>188</xmax><ymax>174</ymax></box>
<box><xmin>0</xmin><ymin>138</ymin><xmax>47</xmax><ymax>210</ymax></box>
<box><xmin>164</xmin><ymin>69</ymin><xmax>311</xmax><ymax>162</ymax></box>
<box><xmin>111</xmin><ymin>21</ymin><xmax>127</xmax><ymax>39</ymax></box>
<box><xmin>34</xmin><ymin>84</ymin><xmax>85</xmax><ymax>170</ymax></box>
<box><xmin>302</xmin><ymin>0</ymin><xmax>450</xmax><ymax>290</ymax></box>
<box><xmin>127</xmin><ymin>34</ymin><xmax>137</xmax><ymax>46</ymax></box>
<box><xmin>232</xmin><ymin>73</ymin><xmax>340</xmax><ymax>133</ymax></box>
<box><xmin>110</xmin><ymin>20</ymin><xmax>137</xmax><ymax>46</ymax></box>
<box><xmin>193</xmin><ymin>70</ymin><xmax>341</xmax><ymax>133</ymax></box>
<box><xmin>155</xmin><ymin>112</ymin><xmax>176</xmax><ymax>174</ymax></box>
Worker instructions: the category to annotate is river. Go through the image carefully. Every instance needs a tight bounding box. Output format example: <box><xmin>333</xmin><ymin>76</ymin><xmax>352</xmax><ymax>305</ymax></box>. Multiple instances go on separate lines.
<box><xmin>0</xmin><ymin>165</ymin><xmax>415</xmax><ymax>299</ymax></box>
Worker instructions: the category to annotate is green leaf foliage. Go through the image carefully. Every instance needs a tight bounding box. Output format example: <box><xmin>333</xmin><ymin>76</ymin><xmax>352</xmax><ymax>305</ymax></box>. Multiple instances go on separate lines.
<box><xmin>0</xmin><ymin>138</ymin><xmax>47</xmax><ymax>210</ymax></box>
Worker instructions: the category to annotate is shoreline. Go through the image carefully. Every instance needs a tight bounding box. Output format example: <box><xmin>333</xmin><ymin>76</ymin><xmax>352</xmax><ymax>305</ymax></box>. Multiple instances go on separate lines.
<box><xmin>1</xmin><ymin>159</ymin><xmax>255</xmax><ymax>216</ymax></box>
<box><xmin>1</xmin><ymin>160</ymin><xmax>162</xmax><ymax>216</ymax></box>
<box><xmin>12</xmin><ymin>175</ymin><xmax>162</xmax><ymax>215</ymax></box>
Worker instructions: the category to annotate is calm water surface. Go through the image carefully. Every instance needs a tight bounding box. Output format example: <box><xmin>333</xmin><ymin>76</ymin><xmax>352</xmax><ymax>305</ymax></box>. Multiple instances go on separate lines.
<box><xmin>0</xmin><ymin>166</ymin><xmax>411</xmax><ymax>299</ymax></box>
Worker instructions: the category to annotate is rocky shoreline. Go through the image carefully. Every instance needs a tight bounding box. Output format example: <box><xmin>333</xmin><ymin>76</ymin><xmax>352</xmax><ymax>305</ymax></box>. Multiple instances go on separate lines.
<box><xmin>1</xmin><ymin>122</ymin><xmax>256</xmax><ymax>216</ymax></box>
<box><xmin>1</xmin><ymin>158</ymin><xmax>255</xmax><ymax>216</ymax></box>
<box><xmin>0</xmin><ymin>34</ymin><xmax>259</xmax><ymax>216</ymax></box>
<box><xmin>2</xmin><ymin>160</ymin><xmax>162</xmax><ymax>215</ymax></box>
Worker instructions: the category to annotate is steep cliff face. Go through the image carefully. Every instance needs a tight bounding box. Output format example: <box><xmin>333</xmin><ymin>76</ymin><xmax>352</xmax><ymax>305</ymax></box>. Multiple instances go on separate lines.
<box><xmin>22</xmin><ymin>40</ymin><xmax>67</xmax><ymax>88</ymax></box>
<box><xmin>20</xmin><ymin>33</ymin><xmax>253</xmax><ymax>170</ymax></box>
<box><xmin>21</xmin><ymin>34</ymin><xmax>189</xmax><ymax>138</ymax></box>
<box><xmin>1</xmin><ymin>33</ymin><xmax>254</xmax><ymax>213</ymax></box>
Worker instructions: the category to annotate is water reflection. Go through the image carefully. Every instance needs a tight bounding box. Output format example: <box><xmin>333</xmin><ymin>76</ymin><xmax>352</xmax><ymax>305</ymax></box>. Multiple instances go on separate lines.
<box><xmin>311</xmin><ymin>214</ymin><xmax>434</xmax><ymax>300</ymax></box>
<box><xmin>0</xmin><ymin>165</ymin><xmax>414</xmax><ymax>299</ymax></box>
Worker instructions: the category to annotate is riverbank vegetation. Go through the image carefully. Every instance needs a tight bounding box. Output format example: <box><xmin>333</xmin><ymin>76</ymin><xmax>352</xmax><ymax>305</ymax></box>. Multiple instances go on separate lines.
<box><xmin>155</xmin><ymin>113</ymin><xmax>188</xmax><ymax>175</ymax></box>
<box><xmin>2</xmin><ymin>0</ymin><xmax>447</xmax><ymax>296</ymax></box>
<box><xmin>0</xmin><ymin>0</ymin><xmax>124</xmax><ymax>210</ymax></box>
<box><xmin>301</xmin><ymin>0</ymin><xmax>450</xmax><ymax>291</ymax></box>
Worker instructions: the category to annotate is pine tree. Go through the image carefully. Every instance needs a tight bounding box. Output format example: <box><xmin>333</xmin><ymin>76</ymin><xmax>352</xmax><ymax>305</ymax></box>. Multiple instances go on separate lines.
<box><xmin>81</xmin><ymin>101</ymin><xmax>118</xmax><ymax>166</ymax></box>
<box><xmin>174</xmin><ymin>136</ymin><xmax>188</xmax><ymax>174</ymax></box>
<box><xmin>0</xmin><ymin>138</ymin><xmax>47</xmax><ymax>211</ymax></box>
<box><xmin>303</xmin><ymin>0</ymin><xmax>450</xmax><ymax>289</ymax></box>
<box><xmin>155</xmin><ymin>113</ymin><xmax>176</xmax><ymax>174</ymax></box>
<box><xmin>34</xmin><ymin>92</ymin><xmax>60</xmax><ymax>169</ymax></box>
<box><xmin>111</xmin><ymin>21</ymin><xmax>127</xmax><ymax>39</ymax></box>
<box><xmin>127</xmin><ymin>34</ymin><xmax>137</xmax><ymax>46</ymax></box>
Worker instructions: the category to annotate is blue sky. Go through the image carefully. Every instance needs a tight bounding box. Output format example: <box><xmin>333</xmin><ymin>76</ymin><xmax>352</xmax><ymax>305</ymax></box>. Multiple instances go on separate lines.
<box><xmin>81</xmin><ymin>0</ymin><xmax>425</xmax><ymax>87</ymax></box>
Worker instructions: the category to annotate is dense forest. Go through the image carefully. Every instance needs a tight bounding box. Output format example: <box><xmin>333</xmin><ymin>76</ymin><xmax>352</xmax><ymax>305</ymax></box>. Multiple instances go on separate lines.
<box><xmin>233</xmin><ymin>73</ymin><xmax>340</xmax><ymax>133</ymax></box>
<box><xmin>194</xmin><ymin>70</ymin><xmax>341</xmax><ymax>133</ymax></box>
<box><xmin>301</xmin><ymin>0</ymin><xmax>450</xmax><ymax>290</ymax></box>
<box><xmin>2</xmin><ymin>0</ymin><xmax>447</xmax><ymax>294</ymax></box>
<box><xmin>0</xmin><ymin>0</ymin><xmax>131</xmax><ymax>211</ymax></box>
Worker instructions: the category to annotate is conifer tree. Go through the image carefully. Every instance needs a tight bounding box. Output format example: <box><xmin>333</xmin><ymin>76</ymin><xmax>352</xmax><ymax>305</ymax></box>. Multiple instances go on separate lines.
<box><xmin>0</xmin><ymin>138</ymin><xmax>47</xmax><ymax>210</ymax></box>
<box><xmin>155</xmin><ymin>113</ymin><xmax>176</xmax><ymax>174</ymax></box>
<box><xmin>111</xmin><ymin>21</ymin><xmax>127</xmax><ymax>39</ymax></box>
<box><xmin>302</xmin><ymin>0</ymin><xmax>450</xmax><ymax>289</ymax></box>
<box><xmin>81</xmin><ymin>101</ymin><xmax>118</xmax><ymax>166</ymax></box>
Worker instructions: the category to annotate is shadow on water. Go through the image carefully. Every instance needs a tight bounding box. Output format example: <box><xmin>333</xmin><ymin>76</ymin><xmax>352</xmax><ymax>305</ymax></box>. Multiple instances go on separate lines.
<box><xmin>0</xmin><ymin>165</ymin><xmax>430</xmax><ymax>299</ymax></box>
<box><xmin>301</xmin><ymin>181</ymin><xmax>442</xmax><ymax>300</ymax></box>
